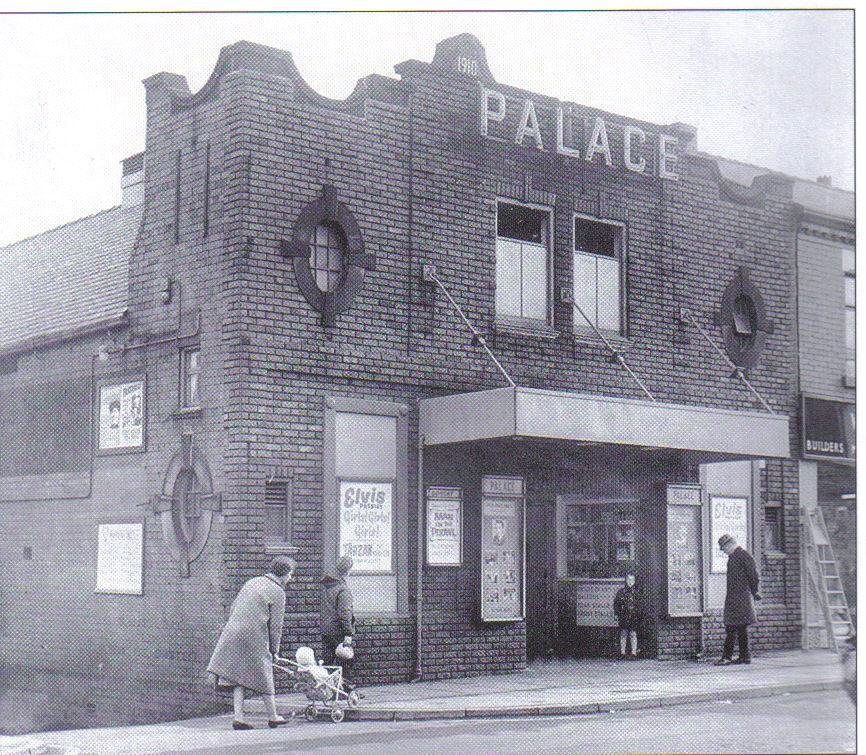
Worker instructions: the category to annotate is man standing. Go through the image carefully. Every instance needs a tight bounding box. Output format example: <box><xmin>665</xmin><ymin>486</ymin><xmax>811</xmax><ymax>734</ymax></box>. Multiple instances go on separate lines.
<box><xmin>715</xmin><ymin>533</ymin><xmax>761</xmax><ymax>665</ymax></box>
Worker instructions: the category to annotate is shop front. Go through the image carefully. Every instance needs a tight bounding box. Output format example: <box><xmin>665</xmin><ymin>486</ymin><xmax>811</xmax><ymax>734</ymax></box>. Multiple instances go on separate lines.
<box><xmin>419</xmin><ymin>386</ymin><xmax>789</xmax><ymax>662</ymax></box>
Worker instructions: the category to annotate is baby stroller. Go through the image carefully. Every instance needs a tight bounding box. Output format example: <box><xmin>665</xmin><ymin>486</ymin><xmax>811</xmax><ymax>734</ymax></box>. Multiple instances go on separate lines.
<box><xmin>273</xmin><ymin>646</ymin><xmax>361</xmax><ymax>723</ymax></box>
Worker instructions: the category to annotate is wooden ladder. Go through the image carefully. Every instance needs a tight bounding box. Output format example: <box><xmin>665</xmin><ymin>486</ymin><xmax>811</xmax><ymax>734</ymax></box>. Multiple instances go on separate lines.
<box><xmin>805</xmin><ymin>507</ymin><xmax>855</xmax><ymax>651</ymax></box>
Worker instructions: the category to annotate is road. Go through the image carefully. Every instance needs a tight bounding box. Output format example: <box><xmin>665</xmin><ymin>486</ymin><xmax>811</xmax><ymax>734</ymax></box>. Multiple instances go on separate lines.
<box><xmin>174</xmin><ymin>690</ymin><xmax>855</xmax><ymax>755</ymax></box>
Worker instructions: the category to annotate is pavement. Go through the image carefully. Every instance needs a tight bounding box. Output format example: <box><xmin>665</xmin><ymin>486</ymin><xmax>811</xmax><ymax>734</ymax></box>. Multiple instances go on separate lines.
<box><xmin>0</xmin><ymin>649</ymin><xmax>845</xmax><ymax>754</ymax></box>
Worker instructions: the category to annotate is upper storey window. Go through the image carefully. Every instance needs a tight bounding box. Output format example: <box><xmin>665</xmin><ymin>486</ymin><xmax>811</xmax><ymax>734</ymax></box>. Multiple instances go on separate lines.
<box><xmin>309</xmin><ymin>222</ymin><xmax>346</xmax><ymax>293</ymax></box>
<box><xmin>495</xmin><ymin>202</ymin><xmax>550</xmax><ymax>324</ymax></box>
<box><xmin>843</xmin><ymin>246</ymin><xmax>855</xmax><ymax>386</ymax></box>
<box><xmin>573</xmin><ymin>216</ymin><xmax>623</xmax><ymax>333</ymax></box>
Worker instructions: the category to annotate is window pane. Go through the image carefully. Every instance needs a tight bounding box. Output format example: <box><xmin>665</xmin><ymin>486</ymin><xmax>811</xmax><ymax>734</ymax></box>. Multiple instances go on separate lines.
<box><xmin>315</xmin><ymin>269</ymin><xmax>329</xmax><ymax>291</ymax></box>
<box><xmin>846</xmin><ymin>308</ymin><xmax>855</xmax><ymax>351</ymax></box>
<box><xmin>496</xmin><ymin>238</ymin><xmax>523</xmax><ymax>318</ymax></box>
<box><xmin>498</xmin><ymin>203</ymin><xmax>547</xmax><ymax>244</ymax></box>
<box><xmin>574</xmin><ymin>219</ymin><xmax>617</xmax><ymax>258</ymax></box>
<box><xmin>188</xmin><ymin>350</ymin><xmax>199</xmax><ymax>372</ymax></box>
<box><xmin>573</xmin><ymin>252</ymin><xmax>598</xmax><ymax>328</ymax></box>
<box><xmin>845</xmin><ymin>276</ymin><xmax>855</xmax><ymax>307</ymax></box>
<box><xmin>842</xmin><ymin>246</ymin><xmax>855</xmax><ymax>274</ymax></box>
<box><xmin>334</xmin><ymin>412</ymin><xmax>397</xmax><ymax>478</ymax></box>
<box><xmin>596</xmin><ymin>257</ymin><xmax>620</xmax><ymax>331</ymax></box>
<box><xmin>521</xmin><ymin>243</ymin><xmax>548</xmax><ymax>321</ymax></box>
<box><xmin>264</xmin><ymin>506</ymin><xmax>286</xmax><ymax>540</ymax></box>
<box><xmin>187</xmin><ymin>373</ymin><xmax>200</xmax><ymax>406</ymax></box>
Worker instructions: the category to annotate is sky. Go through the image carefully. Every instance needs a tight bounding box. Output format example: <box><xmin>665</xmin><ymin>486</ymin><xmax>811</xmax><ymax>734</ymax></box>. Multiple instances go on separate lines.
<box><xmin>0</xmin><ymin>9</ymin><xmax>854</xmax><ymax>247</ymax></box>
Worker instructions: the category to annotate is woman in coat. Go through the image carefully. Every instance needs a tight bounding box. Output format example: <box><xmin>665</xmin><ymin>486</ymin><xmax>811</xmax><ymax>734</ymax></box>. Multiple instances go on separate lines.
<box><xmin>207</xmin><ymin>556</ymin><xmax>296</xmax><ymax>729</ymax></box>
<box><xmin>715</xmin><ymin>534</ymin><xmax>761</xmax><ymax>665</ymax></box>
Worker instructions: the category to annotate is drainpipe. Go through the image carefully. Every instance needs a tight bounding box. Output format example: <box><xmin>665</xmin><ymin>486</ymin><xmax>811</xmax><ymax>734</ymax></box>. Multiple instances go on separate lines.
<box><xmin>413</xmin><ymin>431</ymin><xmax>425</xmax><ymax>682</ymax></box>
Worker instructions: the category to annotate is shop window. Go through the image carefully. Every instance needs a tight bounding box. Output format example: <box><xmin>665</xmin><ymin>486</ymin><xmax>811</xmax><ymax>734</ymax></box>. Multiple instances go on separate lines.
<box><xmin>561</xmin><ymin>501</ymin><xmax>637</xmax><ymax>578</ymax></box>
<box><xmin>763</xmin><ymin>500</ymin><xmax>784</xmax><ymax>553</ymax></box>
<box><xmin>844</xmin><ymin>265</ymin><xmax>855</xmax><ymax>387</ymax></box>
<box><xmin>573</xmin><ymin>215</ymin><xmax>623</xmax><ymax>332</ymax></box>
<box><xmin>181</xmin><ymin>348</ymin><xmax>201</xmax><ymax>408</ymax></box>
<box><xmin>309</xmin><ymin>221</ymin><xmax>346</xmax><ymax>293</ymax></box>
<box><xmin>495</xmin><ymin>201</ymin><xmax>550</xmax><ymax>324</ymax></box>
<box><xmin>264</xmin><ymin>477</ymin><xmax>293</xmax><ymax>545</ymax></box>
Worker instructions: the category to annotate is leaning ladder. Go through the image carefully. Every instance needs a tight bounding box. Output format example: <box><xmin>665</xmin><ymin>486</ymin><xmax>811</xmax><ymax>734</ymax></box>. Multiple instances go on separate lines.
<box><xmin>804</xmin><ymin>507</ymin><xmax>855</xmax><ymax>651</ymax></box>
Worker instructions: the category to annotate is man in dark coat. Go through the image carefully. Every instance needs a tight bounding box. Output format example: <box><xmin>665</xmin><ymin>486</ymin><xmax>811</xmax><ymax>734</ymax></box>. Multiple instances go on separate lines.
<box><xmin>321</xmin><ymin>555</ymin><xmax>357</xmax><ymax>690</ymax></box>
<box><xmin>715</xmin><ymin>534</ymin><xmax>761</xmax><ymax>665</ymax></box>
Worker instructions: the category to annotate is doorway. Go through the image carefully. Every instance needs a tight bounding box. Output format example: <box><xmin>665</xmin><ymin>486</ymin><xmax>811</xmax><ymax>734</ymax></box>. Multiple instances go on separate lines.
<box><xmin>525</xmin><ymin>500</ymin><xmax>553</xmax><ymax>659</ymax></box>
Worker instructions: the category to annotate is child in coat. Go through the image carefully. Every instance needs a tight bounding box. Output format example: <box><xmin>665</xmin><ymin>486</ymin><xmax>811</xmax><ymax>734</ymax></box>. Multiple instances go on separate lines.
<box><xmin>613</xmin><ymin>573</ymin><xmax>640</xmax><ymax>658</ymax></box>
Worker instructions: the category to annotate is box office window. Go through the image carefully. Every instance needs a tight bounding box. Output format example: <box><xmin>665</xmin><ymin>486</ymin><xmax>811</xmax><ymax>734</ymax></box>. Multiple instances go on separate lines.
<box><xmin>558</xmin><ymin>500</ymin><xmax>638</xmax><ymax>579</ymax></box>
<box><xmin>573</xmin><ymin>216</ymin><xmax>623</xmax><ymax>333</ymax></box>
<box><xmin>495</xmin><ymin>202</ymin><xmax>551</xmax><ymax>324</ymax></box>
<box><xmin>324</xmin><ymin>398</ymin><xmax>408</xmax><ymax>615</ymax></box>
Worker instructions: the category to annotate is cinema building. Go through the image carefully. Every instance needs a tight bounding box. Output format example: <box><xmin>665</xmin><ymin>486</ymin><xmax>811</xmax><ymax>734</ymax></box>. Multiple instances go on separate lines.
<box><xmin>0</xmin><ymin>35</ymin><xmax>815</xmax><ymax>729</ymax></box>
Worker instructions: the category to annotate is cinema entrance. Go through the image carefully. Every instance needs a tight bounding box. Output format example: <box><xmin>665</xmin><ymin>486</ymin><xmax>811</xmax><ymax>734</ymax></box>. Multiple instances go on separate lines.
<box><xmin>418</xmin><ymin>386</ymin><xmax>790</xmax><ymax>663</ymax></box>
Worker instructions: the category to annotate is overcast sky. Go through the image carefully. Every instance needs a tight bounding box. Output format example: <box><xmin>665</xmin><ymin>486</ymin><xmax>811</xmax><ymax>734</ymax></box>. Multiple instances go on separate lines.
<box><xmin>0</xmin><ymin>9</ymin><xmax>854</xmax><ymax>247</ymax></box>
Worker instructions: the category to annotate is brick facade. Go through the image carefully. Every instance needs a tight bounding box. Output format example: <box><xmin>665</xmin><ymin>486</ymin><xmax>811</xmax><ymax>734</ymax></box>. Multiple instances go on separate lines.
<box><xmin>0</xmin><ymin>35</ymin><xmax>810</xmax><ymax>731</ymax></box>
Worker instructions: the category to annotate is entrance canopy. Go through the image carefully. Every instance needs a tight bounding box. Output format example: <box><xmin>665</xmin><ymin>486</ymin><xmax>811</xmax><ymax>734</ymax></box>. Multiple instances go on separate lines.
<box><xmin>419</xmin><ymin>387</ymin><xmax>789</xmax><ymax>458</ymax></box>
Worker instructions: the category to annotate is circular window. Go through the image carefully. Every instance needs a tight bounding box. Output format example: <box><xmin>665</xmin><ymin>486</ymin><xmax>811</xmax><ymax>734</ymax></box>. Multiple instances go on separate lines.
<box><xmin>309</xmin><ymin>222</ymin><xmax>346</xmax><ymax>292</ymax></box>
<box><xmin>282</xmin><ymin>186</ymin><xmax>374</xmax><ymax>326</ymax></box>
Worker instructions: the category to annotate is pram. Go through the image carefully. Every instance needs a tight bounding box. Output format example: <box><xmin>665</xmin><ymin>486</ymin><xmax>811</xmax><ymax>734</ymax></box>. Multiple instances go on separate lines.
<box><xmin>273</xmin><ymin>650</ymin><xmax>361</xmax><ymax>723</ymax></box>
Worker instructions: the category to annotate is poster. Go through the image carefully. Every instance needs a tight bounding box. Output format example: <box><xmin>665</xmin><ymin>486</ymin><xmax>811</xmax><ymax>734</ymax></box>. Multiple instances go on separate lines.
<box><xmin>666</xmin><ymin>484</ymin><xmax>703</xmax><ymax>616</ymax></box>
<box><xmin>710</xmin><ymin>495</ymin><xmax>748</xmax><ymax>573</ymax></box>
<box><xmin>574</xmin><ymin>579</ymin><xmax>621</xmax><ymax>626</ymax></box>
<box><xmin>95</xmin><ymin>522</ymin><xmax>144</xmax><ymax>595</ymax></box>
<box><xmin>339</xmin><ymin>480</ymin><xmax>393</xmax><ymax>573</ymax></box>
<box><xmin>98</xmin><ymin>380</ymin><xmax>144</xmax><ymax>450</ymax></box>
<box><xmin>481</xmin><ymin>477</ymin><xmax>524</xmax><ymax>621</ymax></box>
<box><xmin>426</xmin><ymin>488</ymin><xmax>462</xmax><ymax>566</ymax></box>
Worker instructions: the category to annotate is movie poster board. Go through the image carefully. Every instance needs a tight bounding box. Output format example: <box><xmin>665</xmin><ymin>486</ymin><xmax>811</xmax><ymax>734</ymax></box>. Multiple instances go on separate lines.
<box><xmin>710</xmin><ymin>495</ymin><xmax>749</xmax><ymax>573</ymax></box>
<box><xmin>338</xmin><ymin>479</ymin><xmax>393</xmax><ymax>573</ymax></box>
<box><xmin>95</xmin><ymin>522</ymin><xmax>144</xmax><ymax>595</ymax></box>
<box><xmin>481</xmin><ymin>476</ymin><xmax>524</xmax><ymax>622</ymax></box>
<box><xmin>426</xmin><ymin>487</ymin><xmax>462</xmax><ymax>566</ymax></box>
<box><xmin>666</xmin><ymin>484</ymin><xmax>703</xmax><ymax>617</ymax></box>
<box><xmin>98</xmin><ymin>380</ymin><xmax>144</xmax><ymax>451</ymax></box>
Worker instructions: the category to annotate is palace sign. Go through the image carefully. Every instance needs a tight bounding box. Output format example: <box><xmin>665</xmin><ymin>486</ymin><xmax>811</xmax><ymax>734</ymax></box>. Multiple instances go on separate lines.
<box><xmin>480</xmin><ymin>87</ymin><xmax>680</xmax><ymax>180</ymax></box>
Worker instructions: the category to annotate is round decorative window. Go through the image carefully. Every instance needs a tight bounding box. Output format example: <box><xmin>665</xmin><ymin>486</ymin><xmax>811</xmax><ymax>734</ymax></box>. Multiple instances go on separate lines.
<box><xmin>716</xmin><ymin>267</ymin><xmax>772</xmax><ymax>369</ymax></box>
<box><xmin>281</xmin><ymin>185</ymin><xmax>374</xmax><ymax>326</ymax></box>
<box><xmin>309</xmin><ymin>222</ymin><xmax>347</xmax><ymax>292</ymax></box>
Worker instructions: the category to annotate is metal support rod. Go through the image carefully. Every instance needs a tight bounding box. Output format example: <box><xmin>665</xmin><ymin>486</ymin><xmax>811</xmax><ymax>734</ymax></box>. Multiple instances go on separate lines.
<box><xmin>425</xmin><ymin>269</ymin><xmax>516</xmax><ymax>388</ymax></box>
<box><xmin>679</xmin><ymin>307</ymin><xmax>776</xmax><ymax>414</ymax></box>
<box><xmin>413</xmin><ymin>432</ymin><xmax>425</xmax><ymax>682</ymax></box>
<box><xmin>571</xmin><ymin>301</ymin><xmax>656</xmax><ymax>401</ymax></box>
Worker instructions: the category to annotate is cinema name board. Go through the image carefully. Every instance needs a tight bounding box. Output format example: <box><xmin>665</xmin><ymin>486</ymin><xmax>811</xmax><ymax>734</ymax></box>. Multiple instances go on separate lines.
<box><xmin>480</xmin><ymin>87</ymin><xmax>681</xmax><ymax>180</ymax></box>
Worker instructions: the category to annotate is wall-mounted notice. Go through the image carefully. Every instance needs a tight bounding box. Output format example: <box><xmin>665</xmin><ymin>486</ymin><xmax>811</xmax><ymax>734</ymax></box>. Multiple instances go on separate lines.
<box><xmin>98</xmin><ymin>380</ymin><xmax>144</xmax><ymax>451</ymax></box>
<box><xmin>710</xmin><ymin>496</ymin><xmax>749</xmax><ymax>573</ymax></box>
<box><xmin>666</xmin><ymin>484</ymin><xmax>703</xmax><ymax>617</ymax></box>
<box><xmin>339</xmin><ymin>480</ymin><xmax>393</xmax><ymax>573</ymax></box>
<box><xmin>574</xmin><ymin>578</ymin><xmax>621</xmax><ymax>626</ymax></box>
<box><xmin>95</xmin><ymin>522</ymin><xmax>144</xmax><ymax>595</ymax></box>
<box><xmin>426</xmin><ymin>487</ymin><xmax>462</xmax><ymax>566</ymax></box>
<box><xmin>481</xmin><ymin>476</ymin><xmax>524</xmax><ymax>622</ymax></box>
